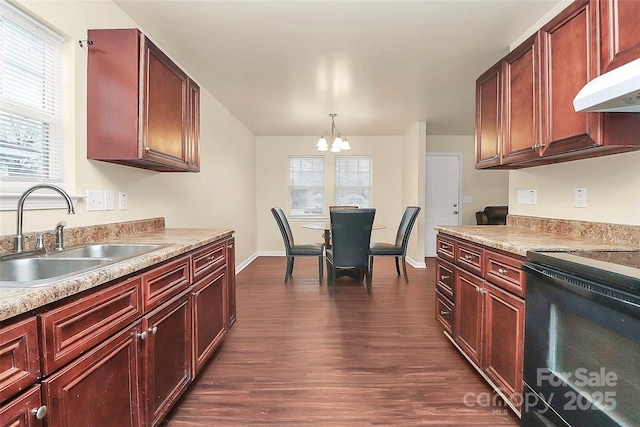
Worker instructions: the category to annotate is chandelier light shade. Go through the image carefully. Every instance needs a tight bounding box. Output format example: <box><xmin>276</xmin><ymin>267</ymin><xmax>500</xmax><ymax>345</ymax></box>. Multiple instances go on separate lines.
<box><xmin>317</xmin><ymin>113</ymin><xmax>350</xmax><ymax>152</ymax></box>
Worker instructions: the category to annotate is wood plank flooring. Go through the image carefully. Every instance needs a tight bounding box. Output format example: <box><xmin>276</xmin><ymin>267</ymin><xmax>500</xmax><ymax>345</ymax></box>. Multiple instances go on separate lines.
<box><xmin>162</xmin><ymin>256</ymin><xmax>520</xmax><ymax>426</ymax></box>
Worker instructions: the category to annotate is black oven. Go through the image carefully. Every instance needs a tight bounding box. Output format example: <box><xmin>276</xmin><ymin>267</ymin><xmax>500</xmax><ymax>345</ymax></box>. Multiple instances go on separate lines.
<box><xmin>521</xmin><ymin>250</ymin><xmax>640</xmax><ymax>427</ymax></box>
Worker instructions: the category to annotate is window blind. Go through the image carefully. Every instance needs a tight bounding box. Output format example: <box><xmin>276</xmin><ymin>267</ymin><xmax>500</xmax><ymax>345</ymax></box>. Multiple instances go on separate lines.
<box><xmin>0</xmin><ymin>1</ymin><xmax>64</xmax><ymax>189</ymax></box>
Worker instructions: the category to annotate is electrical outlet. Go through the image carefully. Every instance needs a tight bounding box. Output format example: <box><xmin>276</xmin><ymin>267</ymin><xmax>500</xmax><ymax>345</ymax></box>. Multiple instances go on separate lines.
<box><xmin>575</xmin><ymin>187</ymin><xmax>587</xmax><ymax>208</ymax></box>
<box><xmin>517</xmin><ymin>189</ymin><xmax>537</xmax><ymax>205</ymax></box>
<box><xmin>104</xmin><ymin>191</ymin><xmax>115</xmax><ymax>210</ymax></box>
<box><xmin>87</xmin><ymin>190</ymin><xmax>104</xmax><ymax>211</ymax></box>
<box><xmin>119</xmin><ymin>192</ymin><xmax>128</xmax><ymax>210</ymax></box>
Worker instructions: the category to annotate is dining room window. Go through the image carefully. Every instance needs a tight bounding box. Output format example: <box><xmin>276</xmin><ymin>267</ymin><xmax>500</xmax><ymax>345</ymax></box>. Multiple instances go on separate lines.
<box><xmin>289</xmin><ymin>156</ymin><xmax>325</xmax><ymax>216</ymax></box>
<box><xmin>335</xmin><ymin>156</ymin><xmax>371</xmax><ymax>207</ymax></box>
<box><xmin>0</xmin><ymin>1</ymin><xmax>65</xmax><ymax>193</ymax></box>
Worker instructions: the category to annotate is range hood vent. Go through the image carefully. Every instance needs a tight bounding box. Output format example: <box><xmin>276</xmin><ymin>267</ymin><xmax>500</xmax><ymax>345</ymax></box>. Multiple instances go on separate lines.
<box><xmin>573</xmin><ymin>58</ymin><xmax>640</xmax><ymax>112</ymax></box>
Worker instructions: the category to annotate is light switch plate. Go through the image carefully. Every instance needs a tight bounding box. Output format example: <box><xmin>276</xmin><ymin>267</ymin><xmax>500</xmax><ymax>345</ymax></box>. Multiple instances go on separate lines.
<box><xmin>119</xmin><ymin>192</ymin><xmax>128</xmax><ymax>210</ymax></box>
<box><xmin>575</xmin><ymin>187</ymin><xmax>587</xmax><ymax>208</ymax></box>
<box><xmin>87</xmin><ymin>190</ymin><xmax>104</xmax><ymax>211</ymax></box>
<box><xmin>104</xmin><ymin>191</ymin><xmax>115</xmax><ymax>210</ymax></box>
<box><xmin>517</xmin><ymin>189</ymin><xmax>537</xmax><ymax>205</ymax></box>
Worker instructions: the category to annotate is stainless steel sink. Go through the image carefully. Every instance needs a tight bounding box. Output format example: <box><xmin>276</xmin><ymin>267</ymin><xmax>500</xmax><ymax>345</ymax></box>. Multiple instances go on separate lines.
<box><xmin>0</xmin><ymin>257</ymin><xmax>112</xmax><ymax>287</ymax></box>
<box><xmin>0</xmin><ymin>243</ymin><xmax>165</xmax><ymax>288</ymax></box>
<box><xmin>44</xmin><ymin>244</ymin><xmax>162</xmax><ymax>259</ymax></box>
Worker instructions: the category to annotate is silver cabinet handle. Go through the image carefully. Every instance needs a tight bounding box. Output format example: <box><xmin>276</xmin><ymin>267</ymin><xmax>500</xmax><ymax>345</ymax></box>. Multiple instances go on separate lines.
<box><xmin>143</xmin><ymin>146</ymin><xmax>151</xmax><ymax>152</ymax></box>
<box><xmin>149</xmin><ymin>326</ymin><xmax>158</xmax><ymax>335</ymax></box>
<box><xmin>32</xmin><ymin>406</ymin><xmax>47</xmax><ymax>419</ymax></box>
<box><xmin>440</xmin><ymin>275</ymin><xmax>450</xmax><ymax>280</ymax></box>
<box><xmin>136</xmin><ymin>331</ymin><xmax>147</xmax><ymax>340</ymax></box>
<box><xmin>464</xmin><ymin>254</ymin><xmax>473</xmax><ymax>260</ymax></box>
<box><xmin>498</xmin><ymin>268</ymin><xmax>507</xmax><ymax>275</ymax></box>
<box><xmin>440</xmin><ymin>310</ymin><xmax>451</xmax><ymax>316</ymax></box>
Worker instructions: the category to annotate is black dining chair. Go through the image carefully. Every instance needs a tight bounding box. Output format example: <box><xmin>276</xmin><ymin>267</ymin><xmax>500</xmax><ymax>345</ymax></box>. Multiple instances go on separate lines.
<box><xmin>369</xmin><ymin>206</ymin><xmax>421</xmax><ymax>283</ymax></box>
<box><xmin>271</xmin><ymin>207</ymin><xmax>324</xmax><ymax>283</ymax></box>
<box><xmin>326</xmin><ymin>208</ymin><xmax>376</xmax><ymax>296</ymax></box>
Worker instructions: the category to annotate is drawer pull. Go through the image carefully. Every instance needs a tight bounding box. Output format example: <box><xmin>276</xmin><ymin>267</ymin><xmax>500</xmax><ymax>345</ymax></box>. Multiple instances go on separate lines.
<box><xmin>464</xmin><ymin>254</ymin><xmax>473</xmax><ymax>260</ymax></box>
<box><xmin>136</xmin><ymin>331</ymin><xmax>148</xmax><ymax>340</ymax></box>
<box><xmin>440</xmin><ymin>310</ymin><xmax>451</xmax><ymax>316</ymax></box>
<box><xmin>476</xmin><ymin>287</ymin><xmax>486</xmax><ymax>295</ymax></box>
<box><xmin>440</xmin><ymin>274</ymin><xmax>450</xmax><ymax>280</ymax></box>
<box><xmin>207</xmin><ymin>255</ymin><xmax>216</xmax><ymax>261</ymax></box>
<box><xmin>32</xmin><ymin>406</ymin><xmax>47</xmax><ymax>420</ymax></box>
<box><xmin>498</xmin><ymin>268</ymin><xmax>507</xmax><ymax>275</ymax></box>
<box><xmin>148</xmin><ymin>326</ymin><xmax>158</xmax><ymax>335</ymax></box>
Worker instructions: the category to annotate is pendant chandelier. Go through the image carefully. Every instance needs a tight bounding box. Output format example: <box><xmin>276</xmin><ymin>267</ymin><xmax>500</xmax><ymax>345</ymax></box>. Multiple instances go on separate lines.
<box><xmin>316</xmin><ymin>113</ymin><xmax>351</xmax><ymax>152</ymax></box>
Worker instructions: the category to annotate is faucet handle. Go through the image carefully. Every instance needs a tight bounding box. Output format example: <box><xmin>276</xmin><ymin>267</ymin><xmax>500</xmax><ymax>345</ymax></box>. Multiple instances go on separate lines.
<box><xmin>36</xmin><ymin>231</ymin><xmax>56</xmax><ymax>251</ymax></box>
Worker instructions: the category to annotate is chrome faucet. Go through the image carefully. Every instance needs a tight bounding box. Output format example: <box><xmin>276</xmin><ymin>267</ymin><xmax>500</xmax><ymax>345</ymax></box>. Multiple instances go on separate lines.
<box><xmin>15</xmin><ymin>184</ymin><xmax>75</xmax><ymax>253</ymax></box>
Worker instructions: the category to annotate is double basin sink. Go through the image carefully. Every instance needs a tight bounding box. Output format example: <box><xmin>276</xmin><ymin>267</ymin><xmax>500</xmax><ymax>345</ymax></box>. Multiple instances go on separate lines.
<box><xmin>0</xmin><ymin>244</ymin><xmax>164</xmax><ymax>288</ymax></box>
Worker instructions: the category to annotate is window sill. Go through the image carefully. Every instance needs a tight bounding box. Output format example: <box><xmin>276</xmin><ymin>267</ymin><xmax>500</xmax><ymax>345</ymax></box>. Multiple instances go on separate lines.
<box><xmin>1</xmin><ymin>193</ymin><xmax>85</xmax><ymax>211</ymax></box>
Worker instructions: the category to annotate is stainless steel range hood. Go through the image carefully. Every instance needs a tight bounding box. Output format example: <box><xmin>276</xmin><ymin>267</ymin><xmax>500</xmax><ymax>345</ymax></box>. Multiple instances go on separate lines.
<box><xmin>573</xmin><ymin>58</ymin><xmax>640</xmax><ymax>112</ymax></box>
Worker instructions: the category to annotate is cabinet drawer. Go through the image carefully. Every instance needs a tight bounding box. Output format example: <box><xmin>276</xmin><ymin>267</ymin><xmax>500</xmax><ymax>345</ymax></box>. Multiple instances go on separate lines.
<box><xmin>143</xmin><ymin>254</ymin><xmax>190</xmax><ymax>312</ymax></box>
<box><xmin>456</xmin><ymin>240</ymin><xmax>484</xmax><ymax>276</ymax></box>
<box><xmin>435</xmin><ymin>259</ymin><xmax>455</xmax><ymax>300</ymax></box>
<box><xmin>0</xmin><ymin>384</ymin><xmax>44</xmax><ymax>427</ymax></box>
<box><xmin>191</xmin><ymin>240</ymin><xmax>226</xmax><ymax>282</ymax></box>
<box><xmin>435</xmin><ymin>290</ymin><xmax>454</xmax><ymax>335</ymax></box>
<box><xmin>436</xmin><ymin>234</ymin><xmax>455</xmax><ymax>262</ymax></box>
<box><xmin>39</xmin><ymin>277</ymin><xmax>142</xmax><ymax>375</ymax></box>
<box><xmin>485</xmin><ymin>250</ymin><xmax>526</xmax><ymax>298</ymax></box>
<box><xmin>0</xmin><ymin>317</ymin><xmax>40</xmax><ymax>403</ymax></box>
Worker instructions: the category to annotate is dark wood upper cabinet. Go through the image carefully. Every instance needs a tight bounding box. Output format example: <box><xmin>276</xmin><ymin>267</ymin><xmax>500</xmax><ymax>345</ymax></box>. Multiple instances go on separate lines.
<box><xmin>87</xmin><ymin>29</ymin><xmax>200</xmax><ymax>172</ymax></box>
<box><xmin>475</xmin><ymin>0</ymin><xmax>640</xmax><ymax>170</ymax></box>
<box><xmin>539</xmin><ymin>0</ymin><xmax>603</xmax><ymax>156</ymax></box>
<box><xmin>599</xmin><ymin>0</ymin><xmax>640</xmax><ymax>73</ymax></box>
<box><xmin>475</xmin><ymin>62</ymin><xmax>502</xmax><ymax>168</ymax></box>
<box><xmin>502</xmin><ymin>33</ymin><xmax>541</xmax><ymax>164</ymax></box>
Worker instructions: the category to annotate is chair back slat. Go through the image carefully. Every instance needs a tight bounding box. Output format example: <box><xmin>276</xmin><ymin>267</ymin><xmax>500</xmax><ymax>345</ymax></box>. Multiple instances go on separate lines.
<box><xmin>395</xmin><ymin>206</ymin><xmax>421</xmax><ymax>250</ymax></box>
<box><xmin>330</xmin><ymin>208</ymin><xmax>375</xmax><ymax>268</ymax></box>
<box><xmin>271</xmin><ymin>207</ymin><xmax>294</xmax><ymax>252</ymax></box>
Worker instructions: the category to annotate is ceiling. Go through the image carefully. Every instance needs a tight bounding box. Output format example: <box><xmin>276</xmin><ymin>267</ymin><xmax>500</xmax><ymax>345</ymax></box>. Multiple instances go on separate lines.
<box><xmin>114</xmin><ymin>0</ymin><xmax>562</xmax><ymax>137</ymax></box>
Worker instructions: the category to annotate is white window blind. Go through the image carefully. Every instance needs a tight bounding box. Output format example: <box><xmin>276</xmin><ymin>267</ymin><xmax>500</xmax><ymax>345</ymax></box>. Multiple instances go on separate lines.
<box><xmin>335</xmin><ymin>156</ymin><xmax>372</xmax><ymax>207</ymax></box>
<box><xmin>289</xmin><ymin>156</ymin><xmax>325</xmax><ymax>216</ymax></box>
<box><xmin>0</xmin><ymin>1</ymin><xmax>64</xmax><ymax>191</ymax></box>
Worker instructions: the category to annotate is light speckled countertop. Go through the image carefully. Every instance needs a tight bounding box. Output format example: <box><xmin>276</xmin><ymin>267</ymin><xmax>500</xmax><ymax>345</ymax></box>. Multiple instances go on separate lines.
<box><xmin>434</xmin><ymin>225</ymin><xmax>639</xmax><ymax>257</ymax></box>
<box><xmin>0</xmin><ymin>227</ymin><xmax>233</xmax><ymax>322</ymax></box>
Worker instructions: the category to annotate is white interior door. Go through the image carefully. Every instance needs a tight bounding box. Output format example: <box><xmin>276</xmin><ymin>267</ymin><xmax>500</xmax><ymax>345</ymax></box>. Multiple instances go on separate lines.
<box><xmin>425</xmin><ymin>153</ymin><xmax>461</xmax><ymax>256</ymax></box>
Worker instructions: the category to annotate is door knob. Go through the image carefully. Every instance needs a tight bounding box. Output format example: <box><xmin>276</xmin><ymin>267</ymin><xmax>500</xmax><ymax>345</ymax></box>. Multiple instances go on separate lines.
<box><xmin>453</xmin><ymin>204</ymin><xmax>457</xmax><ymax>207</ymax></box>
<box><xmin>453</xmin><ymin>211</ymin><xmax>458</xmax><ymax>214</ymax></box>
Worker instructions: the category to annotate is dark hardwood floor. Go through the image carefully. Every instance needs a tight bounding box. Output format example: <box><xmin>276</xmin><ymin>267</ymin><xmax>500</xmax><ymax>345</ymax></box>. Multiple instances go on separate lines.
<box><xmin>163</xmin><ymin>256</ymin><xmax>520</xmax><ymax>426</ymax></box>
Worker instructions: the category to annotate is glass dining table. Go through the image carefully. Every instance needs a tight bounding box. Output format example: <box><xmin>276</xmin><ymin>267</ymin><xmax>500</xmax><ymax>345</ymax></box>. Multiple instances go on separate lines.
<box><xmin>302</xmin><ymin>222</ymin><xmax>386</xmax><ymax>249</ymax></box>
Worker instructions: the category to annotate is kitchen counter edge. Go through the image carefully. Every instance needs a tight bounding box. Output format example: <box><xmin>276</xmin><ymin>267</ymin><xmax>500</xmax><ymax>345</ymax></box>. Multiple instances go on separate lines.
<box><xmin>0</xmin><ymin>227</ymin><xmax>234</xmax><ymax>322</ymax></box>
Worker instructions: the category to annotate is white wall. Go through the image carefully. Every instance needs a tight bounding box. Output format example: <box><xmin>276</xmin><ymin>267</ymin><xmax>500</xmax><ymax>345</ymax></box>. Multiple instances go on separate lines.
<box><xmin>426</xmin><ymin>135</ymin><xmax>510</xmax><ymax>225</ymax></box>
<box><xmin>402</xmin><ymin>122</ymin><xmax>426</xmax><ymax>265</ymax></box>
<box><xmin>509</xmin><ymin>151</ymin><xmax>640</xmax><ymax>225</ymax></box>
<box><xmin>1</xmin><ymin>0</ymin><xmax>258</xmax><ymax>265</ymax></box>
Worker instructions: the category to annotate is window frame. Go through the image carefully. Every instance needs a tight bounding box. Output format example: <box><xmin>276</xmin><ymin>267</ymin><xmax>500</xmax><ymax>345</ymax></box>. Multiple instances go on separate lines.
<box><xmin>288</xmin><ymin>156</ymin><xmax>326</xmax><ymax>217</ymax></box>
<box><xmin>334</xmin><ymin>155</ymin><xmax>372</xmax><ymax>208</ymax></box>
<box><xmin>0</xmin><ymin>0</ymin><xmax>74</xmax><ymax>211</ymax></box>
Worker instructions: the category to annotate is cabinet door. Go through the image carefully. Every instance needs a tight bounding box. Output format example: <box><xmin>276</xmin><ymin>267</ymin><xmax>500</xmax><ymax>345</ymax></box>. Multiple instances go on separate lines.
<box><xmin>141</xmin><ymin>37</ymin><xmax>190</xmax><ymax>170</ymax></box>
<box><xmin>453</xmin><ymin>269</ymin><xmax>483</xmax><ymax>366</ymax></box>
<box><xmin>475</xmin><ymin>62</ymin><xmax>502</xmax><ymax>168</ymax></box>
<box><xmin>483</xmin><ymin>282</ymin><xmax>525</xmax><ymax>410</ymax></box>
<box><xmin>143</xmin><ymin>292</ymin><xmax>192</xmax><ymax>427</ymax></box>
<box><xmin>540</xmin><ymin>0</ymin><xmax>602</xmax><ymax>156</ymax></box>
<box><xmin>0</xmin><ymin>385</ymin><xmax>44</xmax><ymax>427</ymax></box>
<box><xmin>187</xmin><ymin>79</ymin><xmax>200</xmax><ymax>172</ymax></box>
<box><xmin>502</xmin><ymin>33</ymin><xmax>541</xmax><ymax>164</ymax></box>
<box><xmin>192</xmin><ymin>267</ymin><xmax>227</xmax><ymax>376</ymax></box>
<box><xmin>600</xmin><ymin>0</ymin><xmax>640</xmax><ymax>72</ymax></box>
<box><xmin>0</xmin><ymin>317</ymin><xmax>40</xmax><ymax>403</ymax></box>
<box><xmin>227</xmin><ymin>238</ymin><xmax>236</xmax><ymax>327</ymax></box>
<box><xmin>42</xmin><ymin>323</ymin><xmax>142</xmax><ymax>427</ymax></box>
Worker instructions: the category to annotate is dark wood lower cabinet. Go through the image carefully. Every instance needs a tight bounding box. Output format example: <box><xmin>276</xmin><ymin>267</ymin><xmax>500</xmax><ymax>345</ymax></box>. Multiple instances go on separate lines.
<box><xmin>0</xmin><ymin>385</ymin><xmax>44</xmax><ymax>427</ymax></box>
<box><xmin>42</xmin><ymin>323</ymin><xmax>142</xmax><ymax>427</ymax></box>
<box><xmin>437</xmin><ymin>232</ymin><xmax>525</xmax><ymax>416</ymax></box>
<box><xmin>143</xmin><ymin>292</ymin><xmax>192</xmax><ymax>427</ymax></box>
<box><xmin>192</xmin><ymin>267</ymin><xmax>226</xmax><ymax>376</ymax></box>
